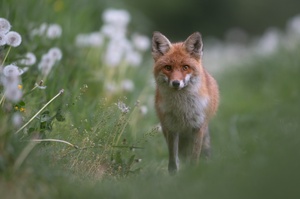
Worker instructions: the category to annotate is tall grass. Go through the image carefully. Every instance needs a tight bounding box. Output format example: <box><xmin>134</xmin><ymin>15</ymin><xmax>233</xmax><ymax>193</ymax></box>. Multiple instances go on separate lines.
<box><xmin>1</xmin><ymin>1</ymin><xmax>300</xmax><ymax>199</ymax></box>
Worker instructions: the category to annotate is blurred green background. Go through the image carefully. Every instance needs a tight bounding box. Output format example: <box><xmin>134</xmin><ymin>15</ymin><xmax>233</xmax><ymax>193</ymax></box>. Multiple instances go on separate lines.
<box><xmin>3</xmin><ymin>0</ymin><xmax>300</xmax><ymax>39</ymax></box>
<box><xmin>125</xmin><ymin>0</ymin><xmax>300</xmax><ymax>39</ymax></box>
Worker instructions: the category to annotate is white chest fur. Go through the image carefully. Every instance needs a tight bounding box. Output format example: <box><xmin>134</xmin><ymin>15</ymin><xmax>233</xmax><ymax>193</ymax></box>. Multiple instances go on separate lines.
<box><xmin>157</xmin><ymin>87</ymin><xmax>209</xmax><ymax>133</ymax></box>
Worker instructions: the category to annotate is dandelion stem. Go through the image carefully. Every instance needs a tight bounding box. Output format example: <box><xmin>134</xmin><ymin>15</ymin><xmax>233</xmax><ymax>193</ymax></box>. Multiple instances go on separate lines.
<box><xmin>1</xmin><ymin>46</ymin><xmax>11</xmax><ymax>66</ymax></box>
<box><xmin>31</xmin><ymin>138</ymin><xmax>78</xmax><ymax>149</ymax></box>
<box><xmin>15</xmin><ymin>89</ymin><xmax>64</xmax><ymax>134</ymax></box>
<box><xmin>0</xmin><ymin>95</ymin><xmax>5</xmax><ymax>106</ymax></box>
<box><xmin>22</xmin><ymin>80</ymin><xmax>44</xmax><ymax>98</ymax></box>
<box><xmin>13</xmin><ymin>141</ymin><xmax>38</xmax><ymax>172</ymax></box>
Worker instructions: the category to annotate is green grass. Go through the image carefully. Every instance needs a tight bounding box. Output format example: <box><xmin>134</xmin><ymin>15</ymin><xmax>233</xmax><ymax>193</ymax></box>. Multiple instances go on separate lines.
<box><xmin>1</xmin><ymin>1</ymin><xmax>300</xmax><ymax>199</ymax></box>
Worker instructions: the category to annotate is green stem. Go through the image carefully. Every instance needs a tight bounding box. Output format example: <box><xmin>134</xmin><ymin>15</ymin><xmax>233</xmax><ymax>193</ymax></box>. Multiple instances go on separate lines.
<box><xmin>31</xmin><ymin>138</ymin><xmax>78</xmax><ymax>149</ymax></box>
<box><xmin>0</xmin><ymin>94</ymin><xmax>5</xmax><ymax>106</ymax></box>
<box><xmin>1</xmin><ymin>46</ymin><xmax>11</xmax><ymax>66</ymax></box>
<box><xmin>15</xmin><ymin>89</ymin><xmax>64</xmax><ymax>134</ymax></box>
<box><xmin>13</xmin><ymin>141</ymin><xmax>38</xmax><ymax>172</ymax></box>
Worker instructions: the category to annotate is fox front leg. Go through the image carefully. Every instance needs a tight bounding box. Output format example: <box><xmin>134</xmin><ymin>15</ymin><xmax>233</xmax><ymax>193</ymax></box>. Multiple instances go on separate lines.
<box><xmin>191</xmin><ymin>125</ymin><xmax>208</xmax><ymax>163</ymax></box>
<box><xmin>166</xmin><ymin>132</ymin><xmax>179</xmax><ymax>174</ymax></box>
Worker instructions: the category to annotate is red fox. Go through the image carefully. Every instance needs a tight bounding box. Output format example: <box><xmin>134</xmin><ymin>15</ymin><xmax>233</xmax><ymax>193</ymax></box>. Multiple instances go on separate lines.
<box><xmin>152</xmin><ymin>32</ymin><xmax>219</xmax><ymax>174</ymax></box>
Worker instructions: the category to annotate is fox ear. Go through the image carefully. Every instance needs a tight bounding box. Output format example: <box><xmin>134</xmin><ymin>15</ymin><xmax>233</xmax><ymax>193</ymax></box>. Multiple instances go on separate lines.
<box><xmin>184</xmin><ymin>32</ymin><xmax>203</xmax><ymax>59</ymax></box>
<box><xmin>152</xmin><ymin>31</ymin><xmax>171</xmax><ymax>60</ymax></box>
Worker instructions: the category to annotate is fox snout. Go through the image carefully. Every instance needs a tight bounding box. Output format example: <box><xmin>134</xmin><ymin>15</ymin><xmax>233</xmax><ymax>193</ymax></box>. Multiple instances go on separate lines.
<box><xmin>170</xmin><ymin>79</ymin><xmax>184</xmax><ymax>89</ymax></box>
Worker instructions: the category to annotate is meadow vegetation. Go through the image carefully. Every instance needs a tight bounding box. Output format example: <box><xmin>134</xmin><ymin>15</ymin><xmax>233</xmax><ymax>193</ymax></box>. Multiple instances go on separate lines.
<box><xmin>1</xmin><ymin>1</ymin><xmax>300</xmax><ymax>198</ymax></box>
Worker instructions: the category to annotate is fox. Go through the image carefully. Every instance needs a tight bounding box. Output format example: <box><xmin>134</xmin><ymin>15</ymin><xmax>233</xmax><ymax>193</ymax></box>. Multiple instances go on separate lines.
<box><xmin>152</xmin><ymin>31</ymin><xmax>219</xmax><ymax>174</ymax></box>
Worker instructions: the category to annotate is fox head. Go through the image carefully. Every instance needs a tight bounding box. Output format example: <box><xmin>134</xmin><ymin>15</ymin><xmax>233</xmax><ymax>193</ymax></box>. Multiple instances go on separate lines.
<box><xmin>152</xmin><ymin>32</ymin><xmax>204</xmax><ymax>90</ymax></box>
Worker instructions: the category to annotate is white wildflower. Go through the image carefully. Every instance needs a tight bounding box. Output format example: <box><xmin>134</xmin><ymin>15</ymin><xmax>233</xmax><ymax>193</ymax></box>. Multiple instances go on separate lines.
<box><xmin>34</xmin><ymin>82</ymin><xmax>47</xmax><ymax>89</ymax></box>
<box><xmin>19</xmin><ymin>52</ymin><xmax>36</xmax><ymax>66</ymax></box>
<box><xmin>12</xmin><ymin>113</ymin><xmax>23</xmax><ymax>128</ymax></box>
<box><xmin>121</xmin><ymin>79</ymin><xmax>134</xmax><ymax>92</ymax></box>
<box><xmin>39</xmin><ymin>23</ymin><xmax>48</xmax><ymax>35</ymax></box>
<box><xmin>75</xmin><ymin>34</ymin><xmax>89</xmax><ymax>47</ymax></box>
<box><xmin>0</xmin><ymin>18</ymin><xmax>11</xmax><ymax>34</ymax></box>
<box><xmin>287</xmin><ymin>15</ymin><xmax>300</xmax><ymax>35</ymax></box>
<box><xmin>2</xmin><ymin>69</ymin><xmax>22</xmax><ymax>103</ymax></box>
<box><xmin>30</xmin><ymin>23</ymin><xmax>48</xmax><ymax>37</ymax></box>
<box><xmin>0</xmin><ymin>33</ymin><xmax>6</xmax><ymax>46</ymax></box>
<box><xmin>38</xmin><ymin>54</ymin><xmax>55</xmax><ymax>76</ymax></box>
<box><xmin>105</xmin><ymin>82</ymin><xmax>118</xmax><ymax>93</ymax></box>
<box><xmin>89</xmin><ymin>32</ymin><xmax>103</xmax><ymax>47</ymax></box>
<box><xmin>139</xmin><ymin>105</ymin><xmax>148</xmax><ymax>115</ymax></box>
<box><xmin>116</xmin><ymin>101</ymin><xmax>130</xmax><ymax>113</ymax></box>
<box><xmin>257</xmin><ymin>28</ymin><xmax>281</xmax><ymax>55</ymax></box>
<box><xmin>3</xmin><ymin>64</ymin><xmax>23</xmax><ymax>77</ymax></box>
<box><xmin>102</xmin><ymin>9</ymin><xmax>130</xmax><ymax>27</ymax></box>
<box><xmin>125</xmin><ymin>50</ymin><xmax>142</xmax><ymax>67</ymax></box>
<box><xmin>48</xmin><ymin>47</ymin><xmax>62</xmax><ymax>61</ymax></box>
<box><xmin>4</xmin><ymin>84</ymin><xmax>23</xmax><ymax>102</ymax></box>
<box><xmin>104</xmin><ymin>40</ymin><xmax>125</xmax><ymax>67</ymax></box>
<box><xmin>132</xmin><ymin>33</ymin><xmax>150</xmax><ymax>51</ymax></box>
<box><xmin>101</xmin><ymin>24</ymin><xmax>127</xmax><ymax>40</ymax></box>
<box><xmin>46</xmin><ymin>24</ymin><xmax>62</xmax><ymax>39</ymax></box>
<box><xmin>76</xmin><ymin>32</ymin><xmax>104</xmax><ymax>47</ymax></box>
<box><xmin>154</xmin><ymin>123</ymin><xmax>162</xmax><ymax>132</ymax></box>
<box><xmin>5</xmin><ymin>31</ymin><xmax>22</xmax><ymax>47</ymax></box>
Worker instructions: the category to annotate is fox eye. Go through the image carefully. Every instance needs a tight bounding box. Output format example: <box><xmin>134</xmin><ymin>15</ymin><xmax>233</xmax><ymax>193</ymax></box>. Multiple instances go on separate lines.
<box><xmin>164</xmin><ymin>65</ymin><xmax>172</xmax><ymax>71</ymax></box>
<box><xmin>182</xmin><ymin>65</ymin><xmax>189</xmax><ymax>71</ymax></box>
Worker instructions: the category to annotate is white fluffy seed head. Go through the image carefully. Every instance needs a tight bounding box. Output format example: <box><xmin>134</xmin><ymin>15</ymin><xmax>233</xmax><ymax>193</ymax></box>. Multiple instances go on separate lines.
<box><xmin>0</xmin><ymin>33</ymin><xmax>6</xmax><ymax>46</ymax></box>
<box><xmin>19</xmin><ymin>52</ymin><xmax>37</xmax><ymax>66</ymax></box>
<box><xmin>3</xmin><ymin>64</ymin><xmax>23</xmax><ymax>77</ymax></box>
<box><xmin>0</xmin><ymin>18</ymin><xmax>11</xmax><ymax>34</ymax></box>
<box><xmin>5</xmin><ymin>31</ymin><xmax>22</xmax><ymax>47</ymax></box>
<box><xmin>48</xmin><ymin>47</ymin><xmax>62</xmax><ymax>61</ymax></box>
<box><xmin>46</xmin><ymin>24</ymin><xmax>62</xmax><ymax>39</ymax></box>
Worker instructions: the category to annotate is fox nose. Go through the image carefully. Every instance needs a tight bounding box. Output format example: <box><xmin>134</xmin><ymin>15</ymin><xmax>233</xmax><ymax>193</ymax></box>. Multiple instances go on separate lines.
<box><xmin>172</xmin><ymin>80</ymin><xmax>180</xmax><ymax>88</ymax></box>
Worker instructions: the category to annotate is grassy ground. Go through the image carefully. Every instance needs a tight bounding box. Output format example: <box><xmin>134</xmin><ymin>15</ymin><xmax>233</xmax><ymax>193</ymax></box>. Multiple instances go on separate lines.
<box><xmin>1</xmin><ymin>1</ymin><xmax>300</xmax><ymax>199</ymax></box>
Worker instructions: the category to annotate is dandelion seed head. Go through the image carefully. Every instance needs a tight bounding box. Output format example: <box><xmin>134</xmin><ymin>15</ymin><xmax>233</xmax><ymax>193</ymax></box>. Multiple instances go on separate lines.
<box><xmin>121</xmin><ymin>79</ymin><xmax>135</xmax><ymax>92</ymax></box>
<box><xmin>75</xmin><ymin>34</ymin><xmax>89</xmax><ymax>47</ymax></box>
<box><xmin>287</xmin><ymin>15</ymin><xmax>300</xmax><ymax>35</ymax></box>
<box><xmin>19</xmin><ymin>52</ymin><xmax>36</xmax><ymax>66</ymax></box>
<box><xmin>3</xmin><ymin>78</ymin><xmax>22</xmax><ymax>103</ymax></box>
<box><xmin>132</xmin><ymin>34</ymin><xmax>150</xmax><ymax>51</ymax></box>
<box><xmin>39</xmin><ymin>63</ymin><xmax>53</xmax><ymax>77</ymax></box>
<box><xmin>89</xmin><ymin>32</ymin><xmax>103</xmax><ymax>47</ymax></box>
<box><xmin>39</xmin><ymin>23</ymin><xmax>48</xmax><ymax>34</ymax></box>
<box><xmin>46</xmin><ymin>24</ymin><xmax>62</xmax><ymax>39</ymax></box>
<box><xmin>155</xmin><ymin>123</ymin><xmax>162</xmax><ymax>132</ymax></box>
<box><xmin>101</xmin><ymin>24</ymin><xmax>127</xmax><ymax>40</ymax></box>
<box><xmin>40</xmin><ymin>54</ymin><xmax>55</xmax><ymax>66</ymax></box>
<box><xmin>0</xmin><ymin>33</ymin><xmax>6</xmax><ymax>46</ymax></box>
<box><xmin>34</xmin><ymin>82</ymin><xmax>47</xmax><ymax>90</ymax></box>
<box><xmin>5</xmin><ymin>31</ymin><xmax>22</xmax><ymax>47</ymax></box>
<box><xmin>38</xmin><ymin>54</ymin><xmax>55</xmax><ymax>76</ymax></box>
<box><xmin>116</xmin><ymin>101</ymin><xmax>130</xmax><ymax>114</ymax></box>
<box><xmin>30</xmin><ymin>23</ymin><xmax>48</xmax><ymax>37</ymax></box>
<box><xmin>0</xmin><ymin>18</ymin><xmax>11</xmax><ymax>34</ymax></box>
<box><xmin>102</xmin><ymin>9</ymin><xmax>130</xmax><ymax>27</ymax></box>
<box><xmin>139</xmin><ymin>105</ymin><xmax>148</xmax><ymax>115</ymax></box>
<box><xmin>104</xmin><ymin>40</ymin><xmax>125</xmax><ymax>67</ymax></box>
<box><xmin>105</xmin><ymin>82</ymin><xmax>118</xmax><ymax>93</ymax></box>
<box><xmin>12</xmin><ymin>112</ymin><xmax>23</xmax><ymax>128</ymax></box>
<box><xmin>76</xmin><ymin>32</ymin><xmax>104</xmax><ymax>47</ymax></box>
<box><xmin>257</xmin><ymin>28</ymin><xmax>281</xmax><ymax>55</ymax></box>
<box><xmin>125</xmin><ymin>50</ymin><xmax>142</xmax><ymax>67</ymax></box>
<box><xmin>48</xmin><ymin>47</ymin><xmax>63</xmax><ymax>61</ymax></box>
<box><xmin>3</xmin><ymin>64</ymin><xmax>23</xmax><ymax>77</ymax></box>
